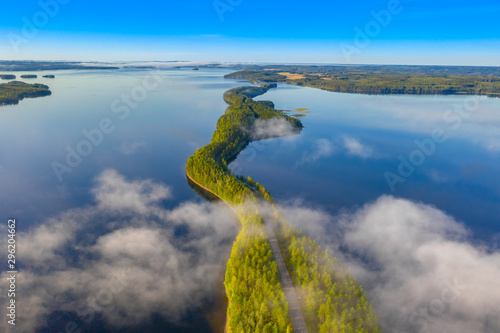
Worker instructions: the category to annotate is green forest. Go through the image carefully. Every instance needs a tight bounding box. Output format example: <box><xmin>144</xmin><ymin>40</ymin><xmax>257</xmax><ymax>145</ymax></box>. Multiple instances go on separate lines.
<box><xmin>274</xmin><ymin>210</ymin><xmax>381</xmax><ymax>333</ymax></box>
<box><xmin>0</xmin><ymin>81</ymin><xmax>51</xmax><ymax>105</ymax></box>
<box><xmin>186</xmin><ymin>83</ymin><xmax>381</xmax><ymax>332</ymax></box>
<box><xmin>225</xmin><ymin>66</ymin><xmax>500</xmax><ymax>98</ymax></box>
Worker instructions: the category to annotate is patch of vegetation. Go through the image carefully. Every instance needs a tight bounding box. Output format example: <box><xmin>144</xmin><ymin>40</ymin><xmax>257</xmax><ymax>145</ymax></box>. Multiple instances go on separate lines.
<box><xmin>0</xmin><ymin>81</ymin><xmax>51</xmax><ymax>106</ymax></box>
<box><xmin>21</xmin><ymin>74</ymin><xmax>38</xmax><ymax>79</ymax></box>
<box><xmin>226</xmin><ymin>65</ymin><xmax>500</xmax><ymax>98</ymax></box>
<box><xmin>0</xmin><ymin>75</ymin><xmax>16</xmax><ymax>80</ymax></box>
<box><xmin>274</xmin><ymin>211</ymin><xmax>381</xmax><ymax>332</ymax></box>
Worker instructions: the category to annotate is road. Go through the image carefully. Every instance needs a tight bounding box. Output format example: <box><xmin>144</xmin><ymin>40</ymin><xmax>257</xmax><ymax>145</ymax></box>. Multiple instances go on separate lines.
<box><xmin>265</xmin><ymin>222</ymin><xmax>308</xmax><ymax>333</ymax></box>
<box><xmin>186</xmin><ymin>172</ymin><xmax>308</xmax><ymax>332</ymax></box>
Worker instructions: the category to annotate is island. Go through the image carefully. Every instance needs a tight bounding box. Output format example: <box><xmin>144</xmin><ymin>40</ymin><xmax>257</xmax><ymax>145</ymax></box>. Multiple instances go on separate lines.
<box><xmin>0</xmin><ymin>81</ymin><xmax>51</xmax><ymax>106</ymax></box>
<box><xmin>20</xmin><ymin>74</ymin><xmax>37</xmax><ymax>79</ymax></box>
<box><xmin>225</xmin><ymin>65</ymin><xmax>500</xmax><ymax>98</ymax></box>
<box><xmin>186</xmin><ymin>83</ymin><xmax>381</xmax><ymax>332</ymax></box>
<box><xmin>42</xmin><ymin>75</ymin><xmax>55</xmax><ymax>78</ymax></box>
<box><xmin>0</xmin><ymin>75</ymin><xmax>16</xmax><ymax>80</ymax></box>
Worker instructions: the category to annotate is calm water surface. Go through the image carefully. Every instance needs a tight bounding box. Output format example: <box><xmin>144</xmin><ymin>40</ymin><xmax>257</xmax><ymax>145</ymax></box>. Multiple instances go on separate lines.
<box><xmin>1</xmin><ymin>69</ymin><xmax>499</xmax><ymax>332</ymax></box>
<box><xmin>0</xmin><ymin>69</ymin><xmax>244</xmax><ymax>228</ymax></box>
<box><xmin>243</xmin><ymin>83</ymin><xmax>500</xmax><ymax>243</ymax></box>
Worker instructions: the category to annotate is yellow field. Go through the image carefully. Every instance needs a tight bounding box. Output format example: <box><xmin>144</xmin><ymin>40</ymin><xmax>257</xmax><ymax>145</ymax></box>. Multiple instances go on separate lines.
<box><xmin>278</xmin><ymin>72</ymin><xmax>306</xmax><ymax>80</ymax></box>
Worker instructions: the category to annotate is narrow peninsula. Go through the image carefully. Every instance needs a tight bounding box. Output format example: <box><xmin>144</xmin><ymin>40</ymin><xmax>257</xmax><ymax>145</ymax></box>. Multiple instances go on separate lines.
<box><xmin>186</xmin><ymin>83</ymin><xmax>381</xmax><ymax>332</ymax></box>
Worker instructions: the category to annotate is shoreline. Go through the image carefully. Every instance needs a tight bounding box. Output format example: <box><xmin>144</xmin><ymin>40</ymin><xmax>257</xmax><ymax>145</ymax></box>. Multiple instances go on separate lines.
<box><xmin>186</xmin><ymin>171</ymin><xmax>240</xmax><ymax>218</ymax></box>
<box><xmin>185</xmin><ymin>83</ymin><xmax>305</xmax><ymax>331</ymax></box>
<box><xmin>186</xmin><ymin>170</ymin><xmax>237</xmax><ymax>333</ymax></box>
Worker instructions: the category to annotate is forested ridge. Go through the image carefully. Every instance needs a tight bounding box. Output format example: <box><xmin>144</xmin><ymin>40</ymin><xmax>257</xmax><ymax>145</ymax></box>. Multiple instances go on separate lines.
<box><xmin>273</xmin><ymin>209</ymin><xmax>381</xmax><ymax>332</ymax></box>
<box><xmin>225</xmin><ymin>66</ymin><xmax>500</xmax><ymax>98</ymax></box>
<box><xmin>0</xmin><ymin>81</ymin><xmax>51</xmax><ymax>105</ymax></box>
<box><xmin>186</xmin><ymin>83</ymin><xmax>381</xmax><ymax>332</ymax></box>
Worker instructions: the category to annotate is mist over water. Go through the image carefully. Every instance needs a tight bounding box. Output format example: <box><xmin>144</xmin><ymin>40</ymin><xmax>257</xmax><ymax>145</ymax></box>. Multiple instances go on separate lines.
<box><xmin>1</xmin><ymin>69</ymin><xmax>499</xmax><ymax>332</ymax></box>
<box><xmin>247</xmin><ymin>84</ymin><xmax>500</xmax><ymax>241</ymax></box>
<box><xmin>0</xmin><ymin>68</ymin><xmax>244</xmax><ymax>230</ymax></box>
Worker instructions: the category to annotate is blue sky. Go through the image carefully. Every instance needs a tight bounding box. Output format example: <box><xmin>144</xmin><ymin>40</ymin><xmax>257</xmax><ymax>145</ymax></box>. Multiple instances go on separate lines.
<box><xmin>0</xmin><ymin>0</ymin><xmax>499</xmax><ymax>65</ymax></box>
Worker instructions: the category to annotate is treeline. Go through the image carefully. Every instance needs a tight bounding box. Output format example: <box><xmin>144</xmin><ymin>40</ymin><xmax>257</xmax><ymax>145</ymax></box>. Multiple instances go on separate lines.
<box><xmin>0</xmin><ymin>74</ymin><xmax>16</xmax><ymax>80</ymax></box>
<box><xmin>225</xmin><ymin>68</ymin><xmax>500</xmax><ymax>98</ymax></box>
<box><xmin>255</xmin><ymin>186</ymin><xmax>381</xmax><ymax>332</ymax></box>
<box><xmin>240</xmin><ymin>64</ymin><xmax>500</xmax><ymax>77</ymax></box>
<box><xmin>0</xmin><ymin>81</ymin><xmax>51</xmax><ymax>106</ymax></box>
<box><xmin>186</xmin><ymin>83</ymin><xmax>301</xmax><ymax>332</ymax></box>
<box><xmin>225</xmin><ymin>225</ymin><xmax>293</xmax><ymax>333</ymax></box>
<box><xmin>272</xmin><ymin>210</ymin><xmax>381</xmax><ymax>333</ymax></box>
<box><xmin>186</xmin><ymin>84</ymin><xmax>381</xmax><ymax>332</ymax></box>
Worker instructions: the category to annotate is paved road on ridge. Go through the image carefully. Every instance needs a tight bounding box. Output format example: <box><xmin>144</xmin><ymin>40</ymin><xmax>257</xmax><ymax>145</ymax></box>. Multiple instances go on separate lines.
<box><xmin>265</xmin><ymin>222</ymin><xmax>308</xmax><ymax>333</ymax></box>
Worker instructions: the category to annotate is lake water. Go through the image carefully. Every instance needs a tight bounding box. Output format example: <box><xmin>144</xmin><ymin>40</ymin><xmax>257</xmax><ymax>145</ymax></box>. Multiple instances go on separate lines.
<box><xmin>245</xmin><ymin>83</ymin><xmax>500</xmax><ymax>243</ymax></box>
<box><xmin>2</xmin><ymin>68</ymin><xmax>499</xmax><ymax>332</ymax></box>
<box><xmin>0</xmin><ymin>68</ymin><xmax>245</xmax><ymax>228</ymax></box>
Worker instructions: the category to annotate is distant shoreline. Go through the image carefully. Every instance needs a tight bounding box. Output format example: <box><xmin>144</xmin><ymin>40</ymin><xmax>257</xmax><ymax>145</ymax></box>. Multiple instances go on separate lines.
<box><xmin>225</xmin><ymin>67</ymin><xmax>500</xmax><ymax>99</ymax></box>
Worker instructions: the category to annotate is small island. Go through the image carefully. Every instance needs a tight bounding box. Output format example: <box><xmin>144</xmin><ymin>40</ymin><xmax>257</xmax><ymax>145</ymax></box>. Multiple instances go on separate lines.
<box><xmin>0</xmin><ymin>74</ymin><xmax>16</xmax><ymax>80</ymax></box>
<box><xmin>42</xmin><ymin>75</ymin><xmax>55</xmax><ymax>78</ymax></box>
<box><xmin>21</xmin><ymin>74</ymin><xmax>38</xmax><ymax>79</ymax></box>
<box><xmin>0</xmin><ymin>81</ymin><xmax>51</xmax><ymax>106</ymax></box>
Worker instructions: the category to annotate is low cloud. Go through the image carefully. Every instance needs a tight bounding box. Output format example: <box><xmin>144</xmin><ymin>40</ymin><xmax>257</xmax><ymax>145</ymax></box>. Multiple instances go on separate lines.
<box><xmin>92</xmin><ymin>169</ymin><xmax>172</xmax><ymax>214</ymax></box>
<box><xmin>251</xmin><ymin>117</ymin><xmax>298</xmax><ymax>140</ymax></box>
<box><xmin>295</xmin><ymin>138</ymin><xmax>335</xmax><ymax>167</ymax></box>
<box><xmin>5</xmin><ymin>168</ymin><xmax>499</xmax><ymax>333</ymax></box>
<box><xmin>0</xmin><ymin>170</ymin><xmax>237</xmax><ymax>332</ymax></box>
<box><xmin>279</xmin><ymin>196</ymin><xmax>500</xmax><ymax>333</ymax></box>
<box><xmin>118</xmin><ymin>141</ymin><xmax>146</xmax><ymax>155</ymax></box>
<box><xmin>343</xmin><ymin>136</ymin><xmax>374</xmax><ymax>158</ymax></box>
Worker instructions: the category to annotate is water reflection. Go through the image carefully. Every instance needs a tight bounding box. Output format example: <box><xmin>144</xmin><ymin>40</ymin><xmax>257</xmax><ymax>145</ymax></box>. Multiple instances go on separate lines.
<box><xmin>241</xmin><ymin>83</ymin><xmax>500</xmax><ymax>241</ymax></box>
<box><xmin>2</xmin><ymin>69</ymin><xmax>499</xmax><ymax>333</ymax></box>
